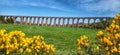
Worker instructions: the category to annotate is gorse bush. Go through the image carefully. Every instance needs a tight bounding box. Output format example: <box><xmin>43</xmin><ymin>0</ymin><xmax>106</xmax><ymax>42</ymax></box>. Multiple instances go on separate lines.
<box><xmin>77</xmin><ymin>13</ymin><xmax>120</xmax><ymax>55</ymax></box>
<box><xmin>0</xmin><ymin>29</ymin><xmax>55</xmax><ymax>55</ymax></box>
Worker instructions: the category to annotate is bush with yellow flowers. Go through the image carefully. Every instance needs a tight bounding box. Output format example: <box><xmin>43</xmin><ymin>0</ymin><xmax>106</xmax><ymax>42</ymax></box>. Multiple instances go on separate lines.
<box><xmin>0</xmin><ymin>29</ymin><xmax>55</xmax><ymax>55</ymax></box>
<box><xmin>77</xmin><ymin>13</ymin><xmax>120</xmax><ymax>55</ymax></box>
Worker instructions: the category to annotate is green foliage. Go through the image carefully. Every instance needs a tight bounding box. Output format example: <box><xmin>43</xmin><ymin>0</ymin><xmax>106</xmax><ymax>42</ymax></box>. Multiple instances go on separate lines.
<box><xmin>6</xmin><ymin>18</ymin><xmax>14</xmax><ymax>24</ymax></box>
<box><xmin>0</xmin><ymin>16</ymin><xmax>5</xmax><ymax>23</ymax></box>
<box><xmin>90</xmin><ymin>19</ymin><xmax>112</xmax><ymax>29</ymax></box>
<box><xmin>77</xmin><ymin>14</ymin><xmax>120</xmax><ymax>55</ymax></box>
<box><xmin>0</xmin><ymin>16</ymin><xmax>14</xmax><ymax>24</ymax></box>
<box><xmin>0</xmin><ymin>24</ymin><xmax>99</xmax><ymax>55</ymax></box>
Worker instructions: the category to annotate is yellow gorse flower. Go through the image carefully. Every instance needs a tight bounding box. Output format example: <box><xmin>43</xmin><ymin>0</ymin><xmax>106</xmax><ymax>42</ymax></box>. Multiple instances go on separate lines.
<box><xmin>0</xmin><ymin>29</ymin><xmax>55</xmax><ymax>55</ymax></box>
<box><xmin>77</xmin><ymin>35</ymin><xmax>89</xmax><ymax>46</ymax></box>
<box><xmin>96</xmin><ymin>46</ymin><xmax>99</xmax><ymax>51</ymax></box>
<box><xmin>103</xmin><ymin>37</ymin><xmax>113</xmax><ymax>46</ymax></box>
<box><xmin>19</xmin><ymin>48</ymin><xmax>23</xmax><ymax>53</ymax></box>
<box><xmin>77</xmin><ymin>13</ymin><xmax>120</xmax><ymax>55</ymax></box>
<box><xmin>111</xmin><ymin>46</ymin><xmax>118</xmax><ymax>53</ymax></box>
<box><xmin>25</xmin><ymin>48</ymin><xmax>31</xmax><ymax>53</ymax></box>
<box><xmin>96</xmin><ymin>31</ymin><xmax>104</xmax><ymax>37</ymax></box>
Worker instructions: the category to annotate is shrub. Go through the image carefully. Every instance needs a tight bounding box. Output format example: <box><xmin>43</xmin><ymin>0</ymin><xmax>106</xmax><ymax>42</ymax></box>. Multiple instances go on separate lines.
<box><xmin>90</xmin><ymin>19</ymin><xmax>112</xmax><ymax>29</ymax></box>
<box><xmin>77</xmin><ymin>13</ymin><xmax>120</xmax><ymax>55</ymax></box>
<box><xmin>0</xmin><ymin>16</ymin><xmax>5</xmax><ymax>23</ymax></box>
<box><xmin>0</xmin><ymin>16</ymin><xmax>14</xmax><ymax>24</ymax></box>
<box><xmin>6</xmin><ymin>18</ymin><xmax>14</xmax><ymax>24</ymax></box>
<box><xmin>0</xmin><ymin>29</ymin><xmax>55</xmax><ymax>55</ymax></box>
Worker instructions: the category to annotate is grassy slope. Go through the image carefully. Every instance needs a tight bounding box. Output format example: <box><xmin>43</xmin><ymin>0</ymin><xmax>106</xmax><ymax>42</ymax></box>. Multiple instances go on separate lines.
<box><xmin>0</xmin><ymin>24</ymin><xmax>100</xmax><ymax>55</ymax></box>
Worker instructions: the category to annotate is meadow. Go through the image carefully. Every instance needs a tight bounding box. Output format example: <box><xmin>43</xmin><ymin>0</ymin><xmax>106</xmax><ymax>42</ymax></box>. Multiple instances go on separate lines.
<box><xmin>0</xmin><ymin>24</ymin><xmax>99</xmax><ymax>55</ymax></box>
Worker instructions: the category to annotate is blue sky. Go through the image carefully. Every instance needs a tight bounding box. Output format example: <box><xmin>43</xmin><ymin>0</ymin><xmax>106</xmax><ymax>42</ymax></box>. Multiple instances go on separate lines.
<box><xmin>0</xmin><ymin>0</ymin><xmax>120</xmax><ymax>17</ymax></box>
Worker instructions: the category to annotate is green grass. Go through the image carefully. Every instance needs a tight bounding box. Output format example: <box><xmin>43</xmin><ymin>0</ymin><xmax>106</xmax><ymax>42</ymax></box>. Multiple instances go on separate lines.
<box><xmin>0</xmin><ymin>24</ymin><xmax>100</xmax><ymax>55</ymax></box>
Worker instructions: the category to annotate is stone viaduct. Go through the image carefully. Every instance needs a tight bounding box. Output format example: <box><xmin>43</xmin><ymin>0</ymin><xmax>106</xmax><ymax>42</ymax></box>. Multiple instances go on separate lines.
<box><xmin>0</xmin><ymin>15</ymin><xmax>113</xmax><ymax>28</ymax></box>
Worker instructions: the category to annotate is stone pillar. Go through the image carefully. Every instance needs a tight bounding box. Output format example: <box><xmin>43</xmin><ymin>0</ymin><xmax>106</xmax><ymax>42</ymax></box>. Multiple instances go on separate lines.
<box><xmin>6</xmin><ymin>16</ymin><xmax>8</xmax><ymax>19</ymax></box>
<box><xmin>54</xmin><ymin>18</ymin><xmax>56</xmax><ymax>26</ymax></box>
<box><xmin>94</xmin><ymin>18</ymin><xmax>96</xmax><ymax>28</ymax></box>
<box><xmin>106</xmin><ymin>18</ymin><xmax>110</xmax><ymax>22</ymax></box>
<box><xmin>88</xmin><ymin>18</ymin><xmax>91</xmax><ymax>27</ymax></box>
<box><xmin>105</xmin><ymin>18</ymin><xmax>107</xmax><ymax>22</ymax></box>
<box><xmin>25</xmin><ymin>17</ymin><xmax>28</xmax><ymax>24</ymax></box>
<box><xmin>3</xmin><ymin>16</ymin><xmax>6</xmax><ymax>23</ymax></box>
<box><xmin>110</xmin><ymin>18</ymin><xmax>113</xmax><ymax>22</ymax></box>
<box><xmin>82</xmin><ymin>18</ymin><xmax>85</xmax><ymax>28</ymax></box>
<box><xmin>29</xmin><ymin>17</ymin><xmax>32</xmax><ymax>25</ymax></box>
<box><xmin>33</xmin><ymin>17</ymin><xmax>36</xmax><ymax>24</ymax></box>
<box><xmin>72</xmin><ymin>18</ymin><xmax>74</xmax><ymax>27</ymax></box>
<box><xmin>6</xmin><ymin>16</ymin><xmax>10</xmax><ymax>23</ymax></box>
<box><xmin>37</xmin><ymin>17</ymin><xmax>40</xmax><ymax>26</ymax></box>
<box><xmin>62</xmin><ymin>18</ymin><xmax>65</xmax><ymax>26</ymax></box>
<box><xmin>58</xmin><ymin>18</ymin><xmax>61</xmax><ymax>27</ymax></box>
<box><xmin>99</xmin><ymin>18</ymin><xmax>103</xmax><ymax>22</ymax></box>
<box><xmin>23</xmin><ymin>17</ymin><xmax>24</xmax><ymax>23</ymax></box>
<box><xmin>77</xmin><ymin>18</ymin><xmax>80</xmax><ymax>28</ymax></box>
<box><xmin>10</xmin><ymin>16</ymin><xmax>13</xmax><ymax>19</ymax></box>
<box><xmin>41</xmin><ymin>17</ymin><xmax>44</xmax><ymax>26</ymax></box>
<box><xmin>100</xmin><ymin>18</ymin><xmax>104</xmax><ymax>28</ymax></box>
<box><xmin>10</xmin><ymin>16</ymin><xmax>13</xmax><ymax>21</ymax></box>
<box><xmin>67</xmin><ymin>18</ymin><xmax>70</xmax><ymax>27</ymax></box>
<box><xmin>20</xmin><ymin>16</ymin><xmax>24</xmax><ymax>24</ymax></box>
<box><xmin>100</xmin><ymin>18</ymin><xmax>104</xmax><ymax>22</ymax></box>
<box><xmin>94</xmin><ymin>18</ymin><xmax>96</xmax><ymax>24</ymax></box>
<box><xmin>50</xmin><ymin>18</ymin><xmax>52</xmax><ymax>26</ymax></box>
<box><xmin>46</xmin><ymin>17</ymin><xmax>48</xmax><ymax>26</ymax></box>
<box><xmin>12</xmin><ymin>16</ymin><xmax>17</xmax><ymax>24</ymax></box>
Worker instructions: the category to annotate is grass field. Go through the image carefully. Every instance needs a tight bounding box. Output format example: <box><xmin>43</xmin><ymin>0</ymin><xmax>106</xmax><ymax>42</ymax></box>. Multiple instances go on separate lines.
<box><xmin>0</xmin><ymin>24</ymin><xmax>100</xmax><ymax>55</ymax></box>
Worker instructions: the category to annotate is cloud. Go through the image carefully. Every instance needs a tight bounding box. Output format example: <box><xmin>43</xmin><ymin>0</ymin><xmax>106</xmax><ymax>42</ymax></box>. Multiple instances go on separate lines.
<box><xmin>78</xmin><ymin>0</ymin><xmax>120</xmax><ymax>12</ymax></box>
<box><xmin>0</xmin><ymin>0</ymin><xmax>73</xmax><ymax>12</ymax></box>
<box><xmin>1</xmin><ymin>0</ymin><xmax>119</xmax><ymax>16</ymax></box>
<box><xmin>22</xmin><ymin>0</ymin><xmax>73</xmax><ymax>12</ymax></box>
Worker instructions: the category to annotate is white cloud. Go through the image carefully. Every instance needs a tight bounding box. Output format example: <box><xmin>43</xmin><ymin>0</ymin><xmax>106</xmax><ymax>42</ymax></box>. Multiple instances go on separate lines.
<box><xmin>1</xmin><ymin>0</ymin><xmax>119</xmax><ymax>16</ymax></box>
<box><xmin>0</xmin><ymin>0</ymin><xmax>73</xmax><ymax>12</ymax></box>
<box><xmin>80</xmin><ymin>0</ymin><xmax>120</xmax><ymax>12</ymax></box>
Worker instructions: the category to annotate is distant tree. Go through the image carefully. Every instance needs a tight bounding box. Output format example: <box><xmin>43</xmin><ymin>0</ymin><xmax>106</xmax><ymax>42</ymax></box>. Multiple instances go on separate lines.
<box><xmin>0</xmin><ymin>16</ymin><xmax>14</xmax><ymax>24</ymax></box>
<box><xmin>0</xmin><ymin>16</ymin><xmax>4</xmax><ymax>23</ymax></box>
<box><xmin>6</xmin><ymin>18</ymin><xmax>14</xmax><ymax>24</ymax></box>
